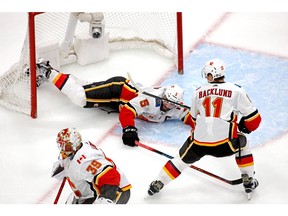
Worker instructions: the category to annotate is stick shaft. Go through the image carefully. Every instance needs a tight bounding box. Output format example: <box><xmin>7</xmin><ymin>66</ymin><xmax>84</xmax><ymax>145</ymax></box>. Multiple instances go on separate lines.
<box><xmin>136</xmin><ymin>141</ymin><xmax>242</xmax><ymax>185</ymax></box>
<box><xmin>53</xmin><ymin>177</ymin><xmax>66</xmax><ymax>204</ymax></box>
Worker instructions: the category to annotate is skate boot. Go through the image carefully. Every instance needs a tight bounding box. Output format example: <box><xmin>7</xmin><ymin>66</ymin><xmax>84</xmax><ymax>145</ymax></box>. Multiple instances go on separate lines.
<box><xmin>241</xmin><ymin>174</ymin><xmax>259</xmax><ymax>200</ymax></box>
<box><xmin>35</xmin><ymin>58</ymin><xmax>52</xmax><ymax>86</ymax></box>
<box><xmin>25</xmin><ymin>58</ymin><xmax>53</xmax><ymax>87</ymax></box>
<box><xmin>148</xmin><ymin>180</ymin><xmax>164</xmax><ymax>196</ymax></box>
<box><xmin>36</xmin><ymin>75</ymin><xmax>46</xmax><ymax>87</ymax></box>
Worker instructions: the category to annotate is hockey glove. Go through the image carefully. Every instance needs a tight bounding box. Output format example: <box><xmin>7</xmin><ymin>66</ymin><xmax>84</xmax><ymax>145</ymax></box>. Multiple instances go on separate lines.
<box><xmin>238</xmin><ymin>118</ymin><xmax>251</xmax><ymax>134</ymax></box>
<box><xmin>122</xmin><ymin>126</ymin><xmax>139</xmax><ymax>147</ymax></box>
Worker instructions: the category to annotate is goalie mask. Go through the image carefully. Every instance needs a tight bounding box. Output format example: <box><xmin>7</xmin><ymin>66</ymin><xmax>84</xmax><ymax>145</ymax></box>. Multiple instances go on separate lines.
<box><xmin>57</xmin><ymin>128</ymin><xmax>82</xmax><ymax>158</ymax></box>
<box><xmin>201</xmin><ymin>58</ymin><xmax>225</xmax><ymax>82</ymax></box>
<box><xmin>162</xmin><ymin>84</ymin><xmax>184</xmax><ymax>110</ymax></box>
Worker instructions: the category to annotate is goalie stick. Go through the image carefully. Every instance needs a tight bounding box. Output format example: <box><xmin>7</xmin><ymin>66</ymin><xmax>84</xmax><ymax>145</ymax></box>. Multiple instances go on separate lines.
<box><xmin>127</xmin><ymin>72</ymin><xmax>191</xmax><ymax>109</ymax></box>
<box><xmin>135</xmin><ymin>141</ymin><xmax>243</xmax><ymax>185</ymax></box>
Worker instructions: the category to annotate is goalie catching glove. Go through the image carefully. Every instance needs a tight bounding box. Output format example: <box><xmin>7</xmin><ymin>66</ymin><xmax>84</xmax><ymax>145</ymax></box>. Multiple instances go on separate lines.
<box><xmin>122</xmin><ymin>126</ymin><xmax>139</xmax><ymax>147</ymax></box>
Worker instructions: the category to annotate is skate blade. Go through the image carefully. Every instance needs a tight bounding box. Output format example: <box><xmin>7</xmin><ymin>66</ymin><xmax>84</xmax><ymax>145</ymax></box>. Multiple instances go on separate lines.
<box><xmin>247</xmin><ymin>192</ymin><xmax>252</xmax><ymax>200</ymax></box>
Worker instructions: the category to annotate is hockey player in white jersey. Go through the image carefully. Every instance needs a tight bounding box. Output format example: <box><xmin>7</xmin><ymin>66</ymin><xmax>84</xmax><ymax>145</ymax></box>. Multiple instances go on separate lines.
<box><xmin>119</xmin><ymin>84</ymin><xmax>195</xmax><ymax>147</ymax></box>
<box><xmin>52</xmin><ymin>128</ymin><xmax>131</xmax><ymax>204</ymax></box>
<box><xmin>147</xmin><ymin>58</ymin><xmax>262</xmax><ymax>199</ymax></box>
<box><xmin>31</xmin><ymin>59</ymin><xmax>194</xmax><ymax>147</ymax></box>
<box><xmin>31</xmin><ymin>58</ymin><xmax>138</xmax><ymax>113</ymax></box>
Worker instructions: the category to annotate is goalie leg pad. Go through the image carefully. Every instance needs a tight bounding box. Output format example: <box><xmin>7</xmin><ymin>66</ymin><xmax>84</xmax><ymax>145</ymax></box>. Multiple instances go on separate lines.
<box><xmin>100</xmin><ymin>184</ymin><xmax>119</xmax><ymax>201</ymax></box>
<box><xmin>115</xmin><ymin>189</ymin><xmax>131</xmax><ymax>204</ymax></box>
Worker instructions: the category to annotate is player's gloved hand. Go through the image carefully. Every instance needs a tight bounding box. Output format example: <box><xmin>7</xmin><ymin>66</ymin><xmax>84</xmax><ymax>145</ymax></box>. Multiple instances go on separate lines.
<box><xmin>122</xmin><ymin>126</ymin><xmax>139</xmax><ymax>147</ymax></box>
<box><xmin>238</xmin><ymin>118</ymin><xmax>251</xmax><ymax>134</ymax></box>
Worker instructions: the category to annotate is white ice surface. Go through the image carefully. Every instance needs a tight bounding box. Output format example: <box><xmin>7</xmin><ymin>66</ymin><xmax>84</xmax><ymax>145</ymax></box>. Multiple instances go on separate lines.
<box><xmin>1</xmin><ymin>11</ymin><xmax>287</xmax><ymax>215</ymax></box>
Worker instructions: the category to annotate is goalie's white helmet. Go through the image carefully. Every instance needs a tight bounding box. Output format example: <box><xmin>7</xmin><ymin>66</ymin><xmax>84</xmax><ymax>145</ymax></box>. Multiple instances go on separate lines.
<box><xmin>56</xmin><ymin>128</ymin><xmax>82</xmax><ymax>157</ymax></box>
<box><xmin>201</xmin><ymin>58</ymin><xmax>225</xmax><ymax>81</ymax></box>
<box><xmin>163</xmin><ymin>84</ymin><xmax>184</xmax><ymax>109</ymax></box>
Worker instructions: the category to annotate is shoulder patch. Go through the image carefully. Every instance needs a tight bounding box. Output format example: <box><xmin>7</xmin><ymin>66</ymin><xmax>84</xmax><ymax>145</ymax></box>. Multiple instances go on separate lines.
<box><xmin>155</xmin><ymin>98</ymin><xmax>161</xmax><ymax>107</ymax></box>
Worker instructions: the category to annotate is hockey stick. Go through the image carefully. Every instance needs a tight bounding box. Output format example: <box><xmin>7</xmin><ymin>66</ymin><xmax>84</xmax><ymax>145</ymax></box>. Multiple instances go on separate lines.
<box><xmin>53</xmin><ymin>177</ymin><xmax>66</xmax><ymax>204</ymax></box>
<box><xmin>135</xmin><ymin>141</ymin><xmax>243</xmax><ymax>185</ymax></box>
<box><xmin>127</xmin><ymin>72</ymin><xmax>191</xmax><ymax>109</ymax></box>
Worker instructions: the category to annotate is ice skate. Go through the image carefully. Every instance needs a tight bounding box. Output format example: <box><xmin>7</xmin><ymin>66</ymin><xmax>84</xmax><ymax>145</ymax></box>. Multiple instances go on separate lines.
<box><xmin>148</xmin><ymin>180</ymin><xmax>164</xmax><ymax>196</ymax></box>
<box><xmin>242</xmin><ymin>174</ymin><xmax>259</xmax><ymax>200</ymax></box>
<box><xmin>25</xmin><ymin>58</ymin><xmax>52</xmax><ymax>87</ymax></box>
<box><xmin>35</xmin><ymin>58</ymin><xmax>52</xmax><ymax>86</ymax></box>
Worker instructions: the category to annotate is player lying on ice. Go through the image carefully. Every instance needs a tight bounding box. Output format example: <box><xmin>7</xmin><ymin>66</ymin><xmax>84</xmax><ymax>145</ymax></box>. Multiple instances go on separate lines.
<box><xmin>147</xmin><ymin>58</ymin><xmax>262</xmax><ymax>200</ymax></box>
<box><xmin>33</xmin><ymin>58</ymin><xmax>195</xmax><ymax>147</ymax></box>
<box><xmin>119</xmin><ymin>83</ymin><xmax>195</xmax><ymax>147</ymax></box>
<box><xmin>32</xmin><ymin>58</ymin><xmax>139</xmax><ymax>113</ymax></box>
<box><xmin>51</xmin><ymin>127</ymin><xmax>131</xmax><ymax>204</ymax></box>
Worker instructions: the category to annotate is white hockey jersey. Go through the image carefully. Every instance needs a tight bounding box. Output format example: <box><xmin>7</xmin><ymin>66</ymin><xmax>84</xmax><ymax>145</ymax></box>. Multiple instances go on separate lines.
<box><xmin>125</xmin><ymin>87</ymin><xmax>190</xmax><ymax>123</ymax></box>
<box><xmin>191</xmin><ymin>82</ymin><xmax>258</xmax><ymax>145</ymax></box>
<box><xmin>54</xmin><ymin>141</ymin><xmax>131</xmax><ymax>202</ymax></box>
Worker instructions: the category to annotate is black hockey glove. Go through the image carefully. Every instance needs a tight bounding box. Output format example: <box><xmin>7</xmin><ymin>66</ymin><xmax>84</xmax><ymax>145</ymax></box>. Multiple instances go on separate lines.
<box><xmin>122</xmin><ymin>126</ymin><xmax>139</xmax><ymax>147</ymax></box>
<box><xmin>238</xmin><ymin>118</ymin><xmax>251</xmax><ymax>134</ymax></box>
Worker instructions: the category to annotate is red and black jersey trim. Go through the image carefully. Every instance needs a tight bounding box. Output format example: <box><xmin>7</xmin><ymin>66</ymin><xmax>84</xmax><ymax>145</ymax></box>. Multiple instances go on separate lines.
<box><xmin>53</xmin><ymin>74</ymin><xmax>70</xmax><ymax>90</ymax></box>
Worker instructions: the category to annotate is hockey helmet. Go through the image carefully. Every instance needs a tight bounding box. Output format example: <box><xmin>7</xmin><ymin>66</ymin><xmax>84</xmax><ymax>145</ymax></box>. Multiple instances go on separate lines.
<box><xmin>201</xmin><ymin>58</ymin><xmax>225</xmax><ymax>81</ymax></box>
<box><xmin>163</xmin><ymin>84</ymin><xmax>184</xmax><ymax>109</ymax></box>
<box><xmin>56</xmin><ymin>128</ymin><xmax>82</xmax><ymax>157</ymax></box>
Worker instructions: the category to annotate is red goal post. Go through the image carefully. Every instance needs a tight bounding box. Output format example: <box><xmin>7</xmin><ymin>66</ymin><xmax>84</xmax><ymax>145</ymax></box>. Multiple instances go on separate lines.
<box><xmin>0</xmin><ymin>12</ymin><xmax>183</xmax><ymax>118</ymax></box>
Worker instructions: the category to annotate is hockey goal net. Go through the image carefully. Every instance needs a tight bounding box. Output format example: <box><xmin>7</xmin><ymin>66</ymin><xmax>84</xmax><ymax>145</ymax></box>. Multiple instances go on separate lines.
<box><xmin>0</xmin><ymin>12</ymin><xmax>183</xmax><ymax>118</ymax></box>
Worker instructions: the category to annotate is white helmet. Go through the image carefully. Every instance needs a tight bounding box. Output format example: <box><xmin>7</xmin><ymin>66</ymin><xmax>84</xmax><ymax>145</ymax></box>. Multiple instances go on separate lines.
<box><xmin>163</xmin><ymin>84</ymin><xmax>184</xmax><ymax>105</ymax></box>
<box><xmin>56</xmin><ymin>128</ymin><xmax>82</xmax><ymax>155</ymax></box>
<box><xmin>201</xmin><ymin>58</ymin><xmax>225</xmax><ymax>81</ymax></box>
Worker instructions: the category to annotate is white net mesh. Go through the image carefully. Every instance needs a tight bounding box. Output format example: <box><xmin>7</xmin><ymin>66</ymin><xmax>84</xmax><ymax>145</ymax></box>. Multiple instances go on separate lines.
<box><xmin>0</xmin><ymin>12</ymin><xmax>180</xmax><ymax>117</ymax></box>
<box><xmin>106</xmin><ymin>12</ymin><xmax>178</xmax><ymax>59</ymax></box>
<box><xmin>0</xmin><ymin>30</ymin><xmax>31</xmax><ymax>115</ymax></box>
